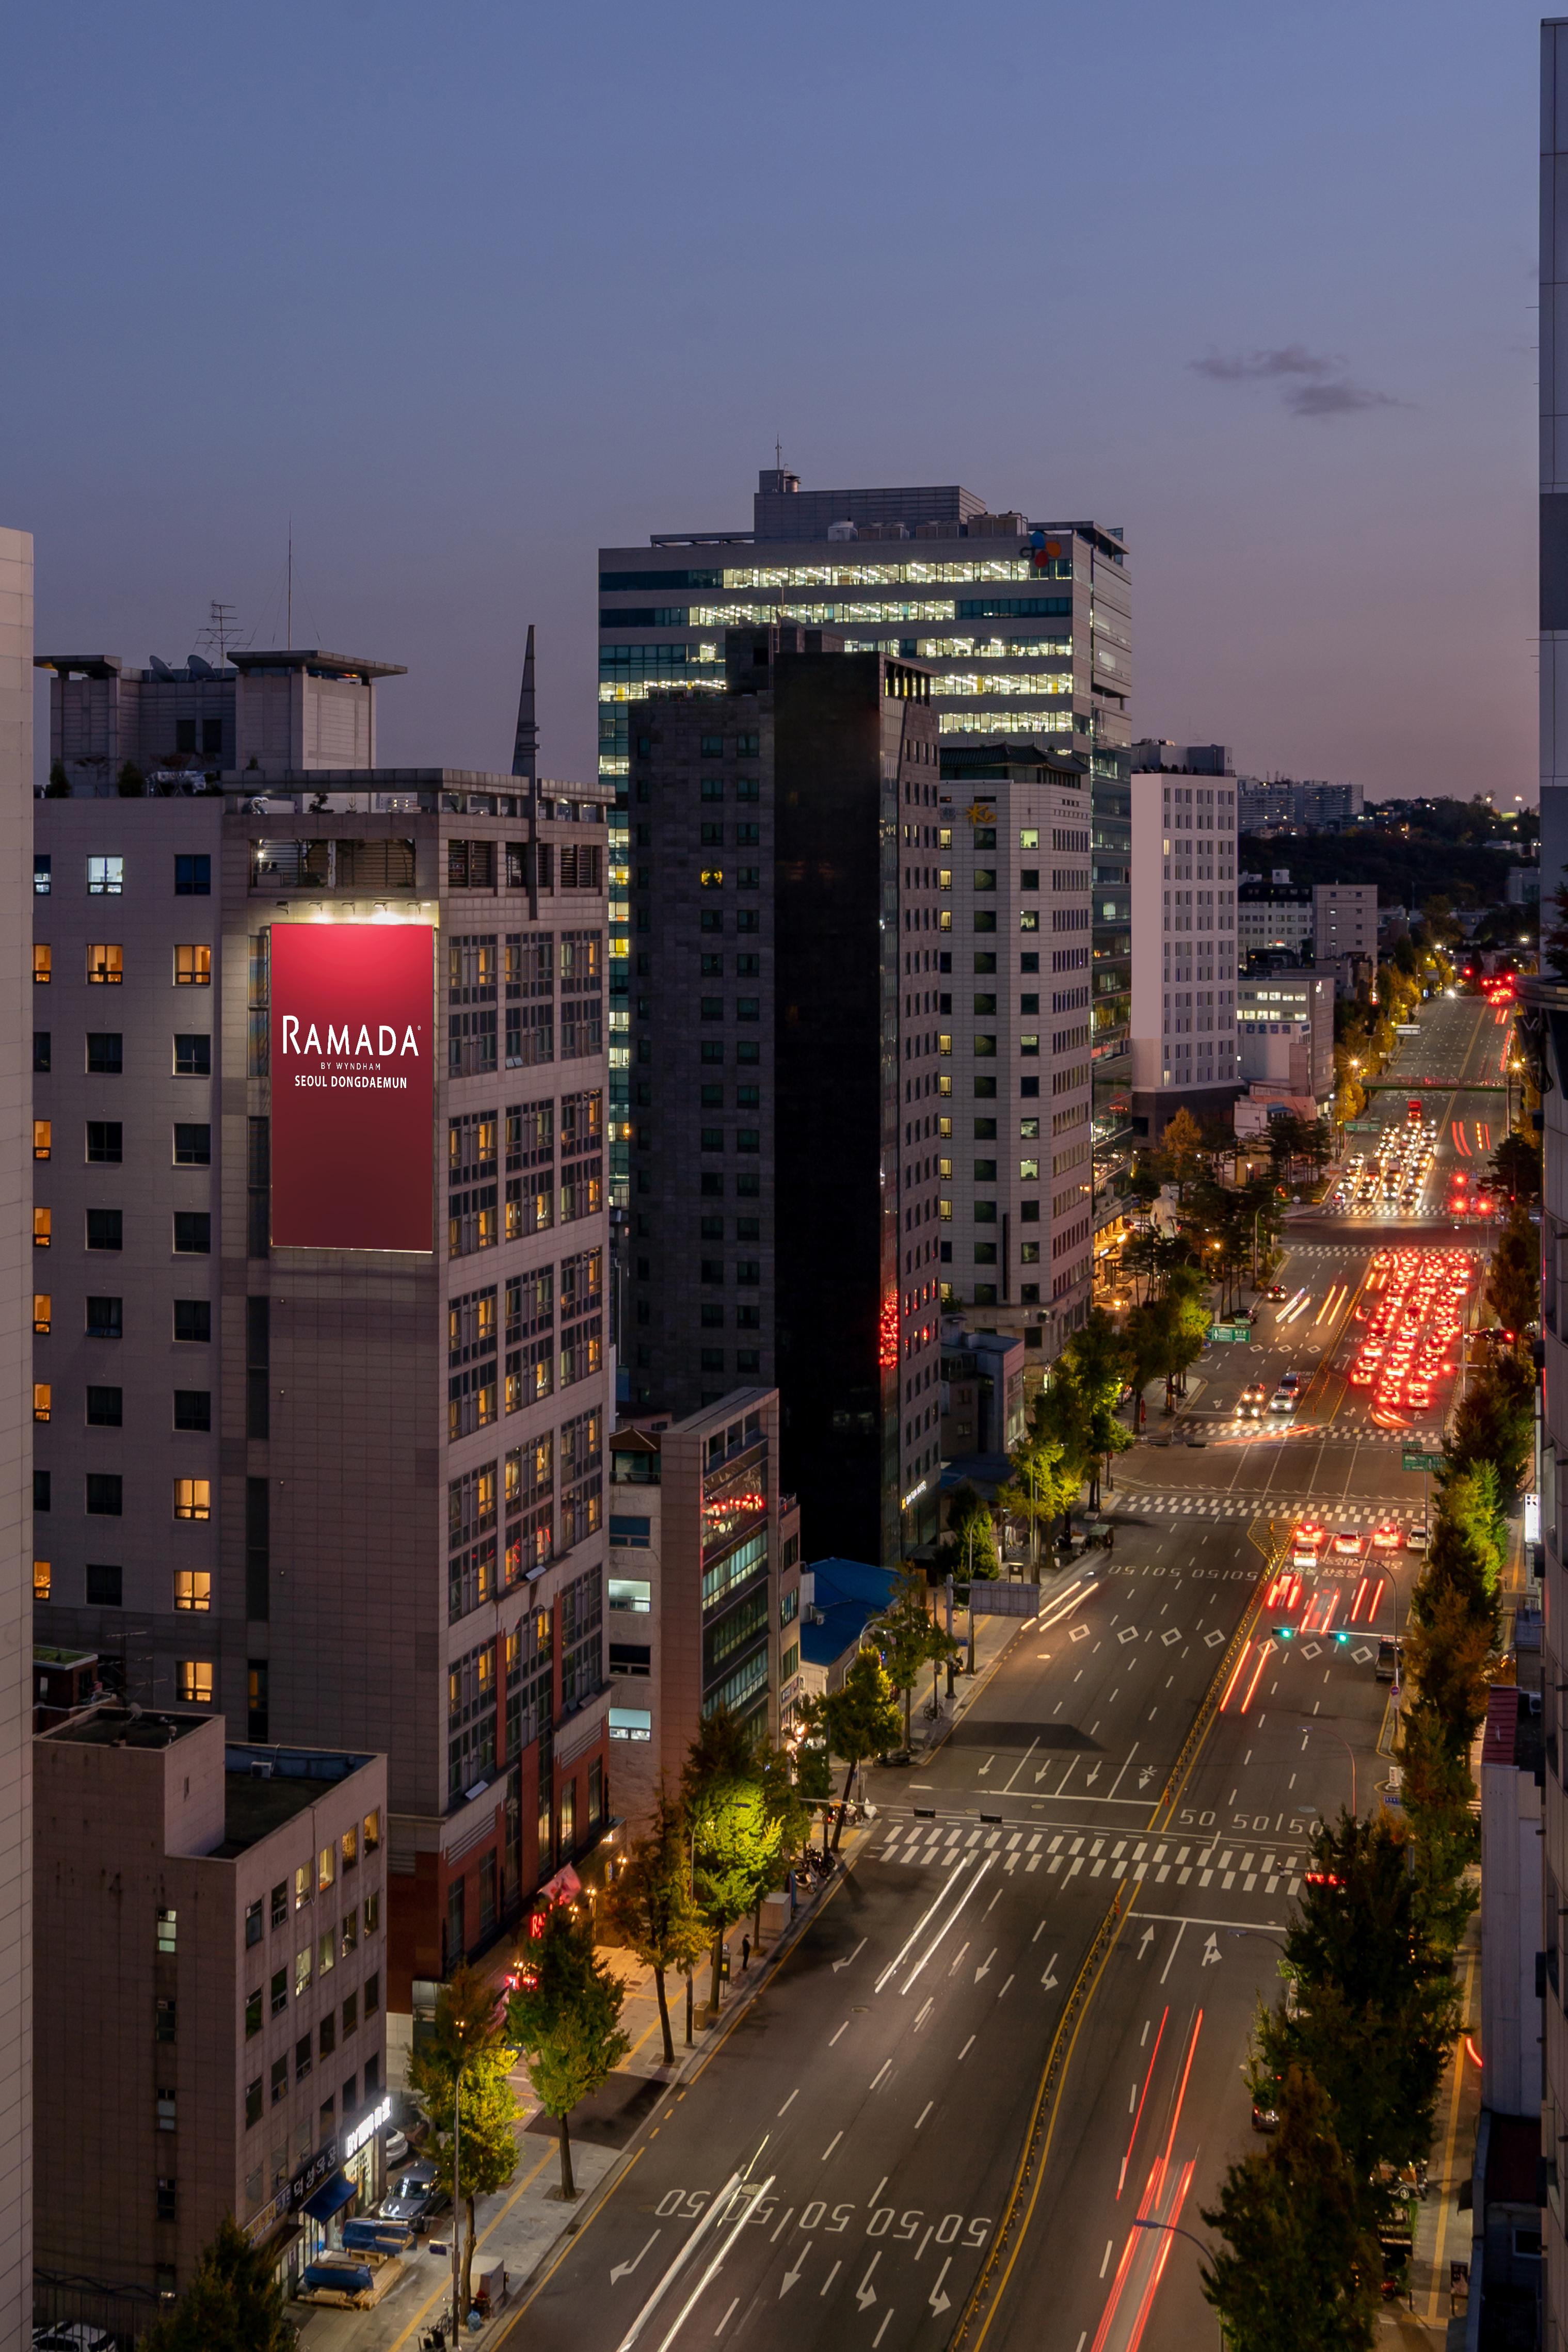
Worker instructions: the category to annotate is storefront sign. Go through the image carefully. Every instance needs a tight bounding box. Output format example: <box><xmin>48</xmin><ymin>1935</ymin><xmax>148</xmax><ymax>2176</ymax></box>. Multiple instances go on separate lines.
<box><xmin>345</xmin><ymin>2095</ymin><xmax>393</xmax><ymax>2162</ymax></box>
<box><xmin>289</xmin><ymin>2140</ymin><xmax>340</xmax><ymax>2206</ymax></box>
<box><xmin>269</xmin><ymin>922</ymin><xmax>435</xmax><ymax>1251</ymax></box>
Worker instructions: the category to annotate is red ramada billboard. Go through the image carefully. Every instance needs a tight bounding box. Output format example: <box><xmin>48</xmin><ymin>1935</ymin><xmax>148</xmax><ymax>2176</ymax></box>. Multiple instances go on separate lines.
<box><xmin>270</xmin><ymin>922</ymin><xmax>435</xmax><ymax>1251</ymax></box>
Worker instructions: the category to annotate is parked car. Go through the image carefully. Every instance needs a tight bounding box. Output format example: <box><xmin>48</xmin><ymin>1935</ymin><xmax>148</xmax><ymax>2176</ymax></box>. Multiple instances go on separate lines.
<box><xmin>381</xmin><ymin>2162</ymin><xmax>447</xmax><ymax>2229</ymax></box>
<box><xmin>1405</xmin><ymin>1522</ymin><xmax>1429</xmax><ymax>1552</ymax></box>
<box><xmin>1376</xmin><ymin>1636</ymin><xmax>1403</xmax><ymax>1682</ymax></box>
<box><xmin>34</xmin><ymin>2331</ymin><xmax>115</xmax><ymax>2351</ymax></box>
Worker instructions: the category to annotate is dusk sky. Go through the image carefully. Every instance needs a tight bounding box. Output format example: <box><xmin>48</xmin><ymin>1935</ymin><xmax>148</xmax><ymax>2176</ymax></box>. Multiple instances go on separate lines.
<box><xmin>0</xmin><ymin>1</ymin><xmax>1545</xmax><ymax>799</ymax></box>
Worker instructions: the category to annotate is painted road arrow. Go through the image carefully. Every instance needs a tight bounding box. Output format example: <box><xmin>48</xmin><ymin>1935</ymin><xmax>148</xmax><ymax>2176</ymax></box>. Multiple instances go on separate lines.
<box><xmin>831</xmin><ymin>1938</ymin><xmax>867</xmax><ymax>1975</ymax></box>
<box><xmin>974</xmin><ymin>1947</ymin><xmax>997</xmax><ymax>1982</ymax></box>
<box><xmin>930</xmin><ymin>2257</ymin><xmax>954</xmax><ymax>2316</ymax></box>
<box><xmin>779</xmin><ymin>2247</ymin><xmax>807</xmax><ymax>2298</ymax></box>
<box><xmin>857</xmin><ymin>2254</ymin><xmax>881</xmax><ymax>2310</ymax></box>
<box><xmin>611</xmin><ymin>2231</ymin><xmax>660</xmax><ymax>2284</ymax></box>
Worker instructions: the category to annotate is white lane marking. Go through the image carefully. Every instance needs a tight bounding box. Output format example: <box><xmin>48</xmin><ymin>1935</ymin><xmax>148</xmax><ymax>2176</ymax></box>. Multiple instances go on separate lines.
<box><xmin>901</xmin><ymin>1858</ymin><xmax>994</xmax><ymax>1996</ymax></box>
<box><xmin>1159</xmin><ymin>1920</ymin><xmax>1188</xmax><ymax>1985</ymax></box>
<box><xmin>957</xmin><ymin>2034</ymin><xmax>975</xmax><ymax>2061</ymax></box>
<box><xmin>614</xmin><ymin>2170</ymin><xmax>743</xmax><ymax>2352</ymax></box>
<box><xmin>875</xmin><ymin>1854</ymin><xmax>985</xmax><ymax>1995</ymax></box>
<box><xmin>915</xmin><ymin>2101</ymin><xmax>934</xmax><ymax>2129</ymax></box>
<box><xmin>611</xmin><ymin>2232</ymin><xmax>661</xmax><ymax>2285</ymax></box>
<box><xmin>869</xmin><ymin>2061</ymin><xmax>891</xmax><ymax>2090</ymax></box>
<box><xmin>714</xmin><ymin>2296</ymin><xmax>739</xmax><ymax>2335</ymax></box>
<box><xmin>776</xmin><ymin>2089</ymin><xmax>798</xmax><ymax>2117</ymax></box>
<box><xmin>648</xmin><ymin>2175</ymin><xmax>774</xmax><ymax>2352</ymax></box>
<box><xmin>827</xmin><ymin>2022</ymin><xmax>848</xmax><ymax>2047</ymax></box>
<box><xmin>820</xmin><ymin>2259</ymin><xmax>842</xmax><ymax>2298</ymax></box>
<box><xmin>1100</xmin><ymin>2239</ymin><xmax>1114</xmax><ymax>2278</ymax></box>
<box><xmin>821</xmin><ymin>2132</ymin><xmax>842</xmax><ymax>2162</ymax></box>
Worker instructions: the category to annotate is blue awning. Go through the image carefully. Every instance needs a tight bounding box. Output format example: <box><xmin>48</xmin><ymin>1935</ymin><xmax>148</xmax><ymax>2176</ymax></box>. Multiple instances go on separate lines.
<box><xmin>302</xmin><ymin>2169</ymin><xmax>356</xmax><ymax>2222</ymax></box>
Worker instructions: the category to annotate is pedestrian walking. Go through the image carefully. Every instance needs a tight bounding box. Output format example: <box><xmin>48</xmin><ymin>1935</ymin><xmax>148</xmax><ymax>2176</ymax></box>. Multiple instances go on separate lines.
<box><xmin>741</xmin><ymin>1934</ymin><xmax>751</xmax><ymax>1972</ymax></box>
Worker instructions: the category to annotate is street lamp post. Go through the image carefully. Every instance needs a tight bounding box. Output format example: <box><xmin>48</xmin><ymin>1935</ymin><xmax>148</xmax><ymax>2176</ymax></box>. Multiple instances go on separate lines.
<box><xmin>1128</xmin><ymin>2219</ymin><xmax>1223</xmax><ymax>2350</ymax></box>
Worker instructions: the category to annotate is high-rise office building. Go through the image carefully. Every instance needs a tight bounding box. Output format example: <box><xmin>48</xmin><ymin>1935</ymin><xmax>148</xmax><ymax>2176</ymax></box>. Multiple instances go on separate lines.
<box><xmin>627</xmin><ymin>626</ymin><xmax>943</xmax><ymax>1562</ymax></box>
<box><xmin>599</xmin><ymin>474</ymin><xmax>1132</xmax><ymax>1234</ymax></box>
<box><xmin>30</xmin><ymin>662</ymin><xmax>613</xmax><ymax>2080</ymax></box>
<box><xmin>1128</xmin><ymin>752</ymin><xmax>1241</xmax><ymax>1135</ymax></box>
<box><xmin>0</xmin><ymin>524</ymin><xmax>34</xmax><ymax>2352</ymax></box>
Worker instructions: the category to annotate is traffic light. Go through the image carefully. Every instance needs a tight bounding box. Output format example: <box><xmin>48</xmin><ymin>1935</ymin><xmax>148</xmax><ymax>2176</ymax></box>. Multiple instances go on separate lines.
<box><xmin>1274</xmin><ymin>1626</ymin><xmax>1294</xmax><ymax>1642</ymax></box>
<box><xmin>1333</xmin><ymin>1630</ymin><xmax>1350</xmax><ymax>1646</ymax></box>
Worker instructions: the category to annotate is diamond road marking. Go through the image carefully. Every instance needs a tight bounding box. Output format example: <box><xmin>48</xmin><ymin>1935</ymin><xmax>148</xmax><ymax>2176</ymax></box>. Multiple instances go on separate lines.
<box><xmin>1204</xmin><ymin>1629</ymin><xmax>1225</xmax><ymax>1649</ymax></box>
<box><xmin>1160</xmin><ymin>1627</ymin><xmax>1181</xmax><ymax>1647</ymax></box>
<box><xmin>1117</xmin><ymin>1626</ymin><xmax>1139</xmax><ymax>1646</ymax></box>
<box><xmin>1301</xmin><ymin>1641</ymin><xmax>1322</xmax><ymax>1659</ymax></box>
<box><xmin>1069</xmin><ymin>1623</ymin><xmax>1091</xmax><ymax>1644</ymax></box>
<box><xmin>1353</xmin><ymin>1644</ymin><xmax>1374</xmax><ymax>1663</ymax></box>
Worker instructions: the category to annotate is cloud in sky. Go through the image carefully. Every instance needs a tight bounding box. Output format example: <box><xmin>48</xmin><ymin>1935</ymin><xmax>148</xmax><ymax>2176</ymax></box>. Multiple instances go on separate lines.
<box><xmin>1192</xmin><ymin>345</ymin><xmax>1405</xmax><ymax>419</ymax></box>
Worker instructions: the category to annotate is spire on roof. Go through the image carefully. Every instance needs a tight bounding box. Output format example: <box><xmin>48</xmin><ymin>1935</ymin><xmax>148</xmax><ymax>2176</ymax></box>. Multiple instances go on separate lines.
<box><xmin>510</xmin><ymin>624</ymin><xmax>537</xmax><ymax>782</ymax></box>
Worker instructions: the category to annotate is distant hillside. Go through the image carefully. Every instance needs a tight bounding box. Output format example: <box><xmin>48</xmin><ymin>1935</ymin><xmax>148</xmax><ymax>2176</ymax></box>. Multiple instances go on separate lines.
<box><xmin>1239</xmin><ymin>830</ymin><xmax>1515</xmax><ymax>909</ymax></box>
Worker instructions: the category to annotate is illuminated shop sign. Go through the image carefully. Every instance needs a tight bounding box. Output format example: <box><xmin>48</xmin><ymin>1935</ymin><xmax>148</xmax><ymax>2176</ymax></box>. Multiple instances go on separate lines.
<box><xmin>270</xmin><ymin>923</ymin><xmax>435</xmax><ymax>1251</ymax></box>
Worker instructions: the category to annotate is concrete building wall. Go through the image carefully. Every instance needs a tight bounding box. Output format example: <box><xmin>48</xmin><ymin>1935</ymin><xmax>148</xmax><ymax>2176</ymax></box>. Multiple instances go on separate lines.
<box><xmin>33</xmin><ymin>1710</ymin><xmax>386</xmax><ymax>2302</ymax></box>
<box><xmin>1481</xmin><ymin>1689</ymin><xmax>1545</xmax><ymax>2121</ymax></box>
<box><xmin>934</xmin><ymin>765</ymin><xmax>1094</xmax><ymax>1351</ymax></box>
<box><xmin>1128</xmin><ymin>765</ymin><xmax>1240</xmax><ymax>1134</ymax></box>
<box><xmin>0</xmin><ymin>523</ymin><xmax>33</xmax><ymax>2352</ymax></box>
<box><xmin>1313</xmin><ymin>882</ymin><xmax>1377</xmax><ymax>966</ymax></box>
<box><xmin>1237</xmin><ymin>970</ymin><xmax>1334</xmax><ymax>1103</ymax></box>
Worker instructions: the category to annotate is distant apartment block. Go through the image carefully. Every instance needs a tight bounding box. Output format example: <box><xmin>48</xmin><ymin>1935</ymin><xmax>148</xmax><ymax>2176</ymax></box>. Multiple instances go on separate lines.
<box><xmin>1238</xmin><ymin>878</ymin><xmax>1313</xmax><ymax>967</ymax></box>
<box><xmin>1237</xmin><ymin>776</ymin><xmax>1365</xmax><ymax>833</ymax></box>
<box><xmin>1128</xmin><ymin>755</ymin><xmax>1241</xmax><ymax>1136</ymax></box>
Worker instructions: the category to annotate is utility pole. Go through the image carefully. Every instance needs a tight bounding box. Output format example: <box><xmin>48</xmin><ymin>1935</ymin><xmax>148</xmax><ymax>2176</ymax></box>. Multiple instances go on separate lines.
<box><xmin>450</xmin><ymin>2062</ymin><xmax>463</xmax><ymax>2338</ymax></box>
<box><xmin>945</xmin><ymin>1574</ymin><xmax>956</xmax><ymax>1698</ymax></box>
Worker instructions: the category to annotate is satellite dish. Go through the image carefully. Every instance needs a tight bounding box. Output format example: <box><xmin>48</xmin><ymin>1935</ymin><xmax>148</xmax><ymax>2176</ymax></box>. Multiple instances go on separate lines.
<box><xmin>187</xmin><ymin>654</ymin><xmax>214</xmax><ymax>678</ymax></box>
<box><xmin>149</xmin><ymin>656</ymin><xmax>175</xmax><ymax>680</ymax></box>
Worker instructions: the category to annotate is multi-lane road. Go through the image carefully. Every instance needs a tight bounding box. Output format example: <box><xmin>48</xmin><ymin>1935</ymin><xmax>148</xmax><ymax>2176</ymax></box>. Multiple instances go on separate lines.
<box><xmin>501</xmin><ymin>988</ymin><xmax>1509</xmax><ymax>2352</ymax></box>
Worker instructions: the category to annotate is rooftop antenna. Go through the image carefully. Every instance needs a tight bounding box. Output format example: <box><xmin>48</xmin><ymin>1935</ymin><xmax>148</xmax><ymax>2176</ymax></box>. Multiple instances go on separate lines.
<box><xmin>775</xmin><ymin>436</ymin><xmax>782</xmax><ymax>470</ymax></box>
<box><xmin>195</xmin><ymin>600</ymin><xmax>239</xmax><ymax>666</ymax></box>
<box><xmin>511</xmin><ymin>623</ymin><xmax>538</xmax><ymax>782</ymax></box>
<box><xmin>286</xmin><ymin>518</ymin><xmax>293</xmax><ymax>649</ymax></box>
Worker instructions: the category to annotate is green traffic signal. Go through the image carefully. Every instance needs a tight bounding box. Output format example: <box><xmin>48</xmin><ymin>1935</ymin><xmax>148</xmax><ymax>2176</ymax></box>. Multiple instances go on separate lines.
<box><xmin>1274</xmin><ymin>1626</ymin><xmax>1293</xmax><ymax>1641</ymax></box>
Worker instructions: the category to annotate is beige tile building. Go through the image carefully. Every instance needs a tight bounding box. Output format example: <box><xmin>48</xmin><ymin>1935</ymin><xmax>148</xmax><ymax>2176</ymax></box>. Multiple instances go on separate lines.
<box><xmin>34</xmin><ymin>1707</ymin><xmax>386</xmax><ymax>2325</ymax></box>
<box><xmin>29</xmin><ymin>709</ymin><xmax>613</xmax><ymax>2070</ymax></box>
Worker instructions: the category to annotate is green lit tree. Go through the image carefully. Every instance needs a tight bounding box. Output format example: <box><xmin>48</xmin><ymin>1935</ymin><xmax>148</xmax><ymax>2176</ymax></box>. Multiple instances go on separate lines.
<box><xmin>601</xmin><ymin>1790</ymin><xmax>708</xmax><ymax>2064</ymax></box>
<box><xmin>406</xmin><ymin>1961</ymin><xmax>519</xmax><ymax>2312</ymax></box>
<box><xmin>871</xmin><ymin>1563</ymin><xmax>961</xmax><ymax>1746</ymax></box>
<box><xmin>505</xmin><ymin>1902</ymin><xmax>629</xmax><ymax>2198</ymax></box>
<box><xmin>1485</xmin><ymin>1195</ymin><xmax>1540</xmax><ymax>1337</ymax></box>
<box><xmin>798</xmin><ymin>1646</ymin><xmax>901</xmax><ymax>1849</ymax></box>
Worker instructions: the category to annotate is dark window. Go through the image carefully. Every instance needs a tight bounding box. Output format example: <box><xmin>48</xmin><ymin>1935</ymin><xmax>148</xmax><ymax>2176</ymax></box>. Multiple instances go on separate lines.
<box><xmin>700</xmin><ymin>997</ymin><xmax>723</xmax><ymax>1020</ymax></box>
<box><xmin>737</xmin><ymin>1129</ymin><xmax>760</xmax><ymax>1153</ymax></box>
<box><xmin>736</xmin><ymin>998</ymin><xmax>759</xmax><ymax>1021</ymax></box>
<box><xmin>156</xmin><ymin>2178</ymin><xmax>177</xmax><ymax>2223</ymax></box>
<box><xmin>700</xmin><ymin>1173</ymin><xmax>724</xmax><ymax>1197</ymax></box>
<box><xmin>175</xmin><ymin>719</ymin><xmax>197</xmax><ymax>755</ymax></box>
<box><xmin>701</xmin><ymin>1348</ymin><xmax>724</xmax><ymax>1371</ymax></box>
<box><xmin>86</xmin><ymin>1562</ymin><xmax>123</xmax><ymax>1606</ymax></box>
<box><xmin>173</xmin><ymin>1213</ymin><xmax>211</xmax><ymax>1255</ymax></box>
<box><xmin>245</xmin><ymin>1899</ymin><xmax>263</xmax><ymax>1948</ymax></box>
<box><xmin>1020</xmin><ymin>869</ymin><xmax>1039</xmax><ymax>890</ymax></box>
<box><xmin>86</xmin><ymin>1121</ymin><xmax>122</xmax><ymax>1163</ymax></box>
<box><xmin>33</xmin><ymin>1470</ymin><xmax>49</xmax><ymax>1512</ymax></box>
<box><xmin>86</xmin><ymin>1209</ymin><xmax>122</xmax><ymax>1251</ymax></box>
<box><xmin>33</xmin><ymin>1032</ymin><xmax>49</xmax><ymax>1074</ymax></box>
<box><xmin>174</xmin><ymin>854</ymin><xmax>211</xmax><ymax>897</ymax></box>
<box><xmin>173</xmin><ymin>1123</ymin><xmax>211</xmax><ymax>1166</ymax></box>
<box><xmin>201</xmin><ymin>717</ymin><xmax>223</xmax><ymax>756</ymax></box>
<box><xmin>173</xmin><ymin>1034</ymin><xmax>211</xmax><ymax>1078</ymax></box>
<box><xmin>174</xmin><ymin>1390</ymin><xmax>211</xmax><ymax>1432</ymax></box>
<box><xmin>155</xmin><ymin>1998</ymin><xmax>175</xmax><ymax>2043</ymax></box>
<box><xmin>700</xmin><ymin>1128</ymin><xmax>724</xmax><ymax>1151</ymax></box>
<box><xmin>974</xmin><ymin>1160</ymin><xmax>998</xmax><ymax>1181</ymax></box>
<box><xmin>246</xmin><ymin>1478</ymin><xmax>269</xmax><ymax>1622</ymax></box>
<box><xmin>86</xmin><ymin>1386</ymin><xmax>122</xmax><ymax>1426</ymax></box>
<box><xmin>701</xmin><ymin>821</ymin><xmax>723</xmax><ymax>844</ymax></box>
<box><xmin>249</xmin><ymin>1660</ymin><xmax>269</xmax><ymax>1740</ymax></box>
<box><xmin>700</xmin><ymin>1040</ymin><xmax>724</xmax><ymax>1064</ymax></box>
<box><xmin>173</xmin><ymin>1299</ymin><xmax>210</xmax><ymax>1343</ymax></box>
<box><xmin>86</xmin><ymin>1475</ymin><xmax>122</xmax><ymax>1516</ymax></box>
<box><xmin>270</xmin><ymin>1966</ymin><xmax>287</xmax><ymax>2018</ymax></box>
<box><xmin>86</xmin><ymin>1033</ymin><xmax>122</xmax><ymax>1074</ymax></box>
<box><xmin>700</xmin><ymin>1259</ymin><xmax>725</xmax><ymax>1285</ymax></box>
<box><xmin>701</xmin><ymin>954</ymin><xmax>724</xmax><ymax>976</ymax></box>
<box><xmin>700</xmin><ymin>1303</ymin><xmax>724</xmax><ymax>1327</ymax></box>
<box><xmin>735</xmin><ymin>1172</ymin><xmax>760</xmax><ymax>1198</ymax></box>
<box><xmin>700</xmin><ymin>1083</ymin><xmax>723</xmax><ymax>1108</ymax></box>
<box><xmin>246</xmin><ymin>1295</ymin><xmax>269</xmax><ymax>1440</ymax></box>
<box><xmin>34</xmin><ymin>853</ymin><xmax>51</xmax><ymax>895</ymax></box>
<box><xmin>736</xmin><ymin>954</ymin><xmax>760</xmax><ymax>977</ymax></box>
<box><xmin>86</xmin><ymin>1295</ymin><xmax>122</xmax><ymax>1339</ymax></box>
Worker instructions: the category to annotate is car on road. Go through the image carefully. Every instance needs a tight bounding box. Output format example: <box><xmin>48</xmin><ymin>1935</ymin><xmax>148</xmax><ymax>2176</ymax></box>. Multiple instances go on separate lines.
<box><xmin>1266</xmin><ymin>1282</ymin><xmax>1287</xmax><ymax>1300</ymax></box>
<box><xmin>1293</xmin><ymin>1521</ymin><xmax>1326</xmax><ymax>1551</ymax></box>
<box><xmin>1238</xmin><ymin>1382</ymin><xmax>1268</xmax><ymax>1418</ymax></box>
<box><xmin>1331</xmin><ymin>1531</ymin><xmax>1364</xmax><ymax>1558</ymax></box>
<box><xmin>1291</xmin><ymin>1545</ymin><xmax>1320</xmax><ymax>1572</ymax></box>
<box><xmin>1370</xmin><ymin>1523</ymin><xmax>1401</xmax><ymax>1550</ymax></box>
<box><xmin>1377</xmin><ymin>1636</ymin><xmax>1403</xmax><ymax>1681</ymax></box>
<box><xmin>1268</xmin><ymin>1385</ymin><xmax>1298</xmax><ymax>1414</ymax></box>
<box><xmin>1405</xmin><ymin>1521</ymin><xmax>1429</xmax><ymax>1551</ymax></box>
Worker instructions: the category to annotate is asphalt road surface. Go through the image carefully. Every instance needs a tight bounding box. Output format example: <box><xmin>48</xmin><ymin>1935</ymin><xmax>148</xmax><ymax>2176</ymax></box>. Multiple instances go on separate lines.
<box><xmin>499</xmin><ymin>989</ymin><xmax>1506</xmax><ymax>2352</ymax></box>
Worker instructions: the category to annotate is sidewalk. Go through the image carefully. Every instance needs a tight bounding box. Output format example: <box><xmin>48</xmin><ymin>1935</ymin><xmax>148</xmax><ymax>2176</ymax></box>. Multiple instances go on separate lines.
<box><xmin>1381</xmin><ymin>1915</ymin><xmax>1481</xmax><ymax>2347</ymax></box>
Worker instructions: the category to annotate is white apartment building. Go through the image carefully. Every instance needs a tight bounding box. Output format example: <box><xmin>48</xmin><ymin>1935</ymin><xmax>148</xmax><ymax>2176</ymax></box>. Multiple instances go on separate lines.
<box><xmin>1128</xmin><ymin>762</ymin><xmax>1241</xmax><ymax>1138</ymax></box>
<box><xmin>934</xmin><ymin>746</ymin><xmax>1094</xmax><ymax>1358</ymax></box>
